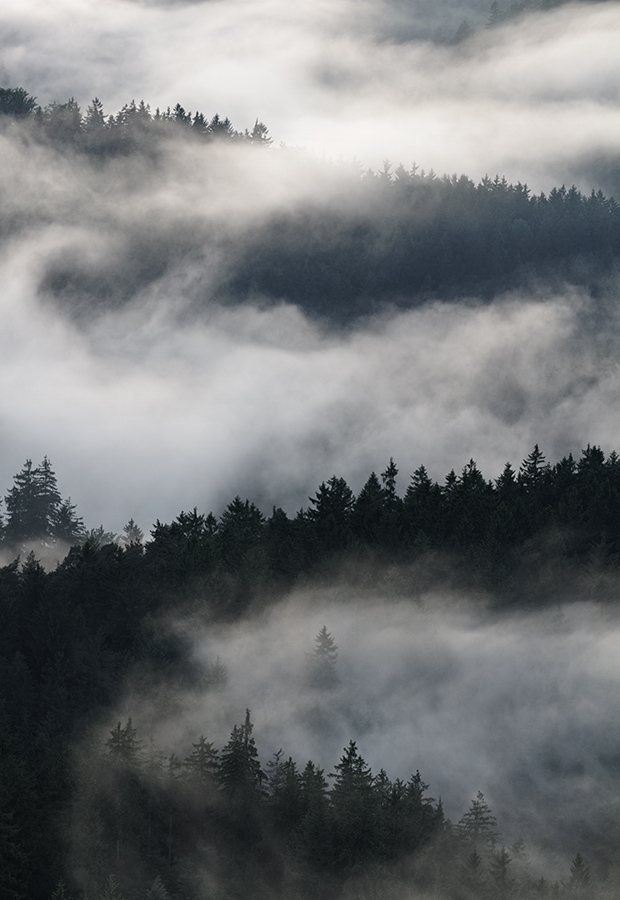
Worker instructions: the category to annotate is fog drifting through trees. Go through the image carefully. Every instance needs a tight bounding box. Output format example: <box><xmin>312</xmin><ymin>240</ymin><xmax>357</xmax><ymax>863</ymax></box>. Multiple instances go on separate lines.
<box><xmin>0</xmin><ymin>121</ymin><xmax>619</xmax><ymax>530</ymax></box>
<box><xmin>1</xmin><ymin>1</ymin><xmax>620</xmax><ymax>898</ymax></box>
<box><xmin>102</xmin><ymin>593</ymin><xmax>620</xmax><ymax>866</ymax></box>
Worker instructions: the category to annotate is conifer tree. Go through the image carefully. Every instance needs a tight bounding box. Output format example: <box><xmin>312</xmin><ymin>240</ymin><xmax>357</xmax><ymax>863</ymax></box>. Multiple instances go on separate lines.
<box><xmin>458</xmin><ymin>791</ymin><xmax>500</xmax><ymax>849</ymax></box>
<box><xmin>351</xmin><ymin>472</ymin><xmax>384</xmax><ymax>544</ymax></box>
<box><xmin>106</xmin><ymin>719</ymin><xmax>142</xmax><ymax>765</ymax></box>
<box><xmin>565</xmin><ymin>851</ymin><xmax>590</xmax><ymax>898</ymax></box>
<box><xmin>488</xmin><ymin>846</ymin><xmax>515</xmax><ymax>899</ymax></box>
<box><xmin>4</xmin><ymin>457</ymin><xmax>82</xmax><ymax>547</ymax></box>
<box><xmin>182</xmin><ymin>736</ymin><xmax>219</xmax><ymax>785</ymax></box>
<box><xmin>329</xmin><ymin>741</ymin><xmax>377</xmax><ymax>868</ymax></box>
<box><xmin>121</xmin><ymin>518</ymin><xmax>144</xmax><ymax>546</ymax></box>
<box><xmin>294</xmin><ymin>760</ymin><xmax>331</xmax><ymax>868</ymax></box>
<box><xmin>307</xmin><ymin>625</ymin><xmax>339</xmax><ymax>689</ymax></box>
<box><xmin>218</xmin><ymin>709</ymin><xmax>264</xmax><ymax>802</ymax></box>
<box><xmin>308</xmin><ymin>476</ymin><xmax>354</xmax><ymax>552</ymax></box>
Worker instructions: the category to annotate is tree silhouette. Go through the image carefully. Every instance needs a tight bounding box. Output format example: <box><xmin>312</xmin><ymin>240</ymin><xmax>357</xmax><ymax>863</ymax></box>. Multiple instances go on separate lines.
<box><xmin>307</xmin><ymin>625</ymin><xmax>339</xmax><ymax>689</ymax></box>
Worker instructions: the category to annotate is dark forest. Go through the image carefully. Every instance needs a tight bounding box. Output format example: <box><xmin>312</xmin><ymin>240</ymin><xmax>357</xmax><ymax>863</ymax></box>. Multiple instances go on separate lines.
<box><xmin>2</xmin><ymin>447</ymin><xmax>620</xmax><ymax>899</ymax></box>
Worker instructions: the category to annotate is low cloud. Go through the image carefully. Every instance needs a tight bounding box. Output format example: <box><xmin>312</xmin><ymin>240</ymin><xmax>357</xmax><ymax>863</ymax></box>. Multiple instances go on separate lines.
<box><xmin>1</xmin><ymin>1</ymin><xmax>619</xmax><ymax>186</ymax></box>
<box><xmin>0</xmin><ymin>61</ymin><xmax>618</xmax><ymax>532</ymax></box>
<box><xmin>95</xmin><ymin>591</ymin><xmax>620</xmax><ymax>866</ymax></box>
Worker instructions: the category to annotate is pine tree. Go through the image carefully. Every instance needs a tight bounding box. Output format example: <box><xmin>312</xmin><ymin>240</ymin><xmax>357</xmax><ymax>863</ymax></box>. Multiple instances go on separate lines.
<box><xmin>218</xmin><ymin>709</ymin><xmax>264</xmax><ymax>802</ymax></box>
<box><xmin>293</xmin><ymin>760</ymin><xmax>331</xmax><ymax>868</ymax></box>
<box><xmin>55</xmin><ymin>498</ymin><xmax>84</xmax><ymax>545</ymax></box>
<box><xmin>381</xmin><ymin>458</ymin><xmax>399</xmax><ymax>509</ymax></box>
<box><xmin>488</xmin><ymin>846</ymin><xmax>515</xmax><ymax>899</ymax></box>
<box><xmin>307</xmin><ymin>625</ymin><xmax>339</xmax><ymax>689</ymax></box>
<box><xmin>458</xmin><ymin>791</ymin><xmax>500</xmax><ymax>849</ymax></box>
<box><xmin>205</xmin><ymin>655</ymin><xmax>228</xmax><ymax>689</ymax></box>
<box><xmin>351</xmin><ymin>472</ymin><xmax>385</xmax><ymax>544</ymax></box>
<box><xmin>329</xmin><ymin>741</ymin><xmax>378</xmax><ymax>868</ymax></box>
<box><xmin>144</xmin><ymin>877</ymin><xmax>169</xmax><ymax>900</ymax></box>
<box><xmin>308</xmin><ymin>476</ymin><xmax>354</xmax><ymax>553</ymax></box>
<box><xmin>50</xmin><ymin>881</ymin><xmax>72</xmax><ymax>900</ymax></box>
<box><xmin>122</xmin><ymin>518</ymin><xmax>144</xmax><ymax>546</ymax></box>
<box><xmin>4</xmin><ymin>460</ymin><xmax>40</xmax><ymax>544</ymax></box>
<box><xmin>98</xmin><ymin>874</ymin><xmax>126</xmax><ymax>900</ymax></box>
<box><xmin>459</xmin><ymin>848</ymin><xmax>486</xmax><ymax>898</ymax></box>
<box><xmin>518</xmin><ymin>445</ymin><xmax>548</xmax><ymax>492</ymax></box>
<box><xmin>487</xmin><ymin>1</ymin><xmax>501</xmax><ymax>27</ymax></box>
<box><xmin>106</xmin><ymin>719</ymin><xmax>142</xmax><ymax>765</ymax></box>
<box><xmin>0</xmin><ymin>87</ymin><xmax>37</xmax><ymax>118</ymax></box>
<box><xmin>380</xmin><ymin>457</ymin><xmax>402</xmax><ymax>544</ymax></box>
<box><xmin>3</xmin><ymin>457</ymin><xmax>82</xmax><ymax>546</ymax></box>
<box><xmin>182</xmin><ymin>736</ymin><xmax>219</xmax><ymax>784</ymax></box>
<box><xmin>266</xmin><ymin>751</ymin><xmax>303</xmax><ymax>838</ymax></box>
<box><xmin>218</xmin><ymin>496</ymin><xmax>265</xmax><ymax>571</ymax></box>
<box><xmin>565</xmin><ymin>851</ymin><xmax>590</xmax><ymax>898</ymax></box>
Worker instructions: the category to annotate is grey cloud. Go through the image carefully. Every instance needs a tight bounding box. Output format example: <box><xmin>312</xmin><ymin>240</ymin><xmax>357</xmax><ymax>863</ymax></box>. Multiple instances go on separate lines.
<box><xmin>0</xmin><ymin>278</ymin><xmax>616</xmax><ymax>531</ymax></box>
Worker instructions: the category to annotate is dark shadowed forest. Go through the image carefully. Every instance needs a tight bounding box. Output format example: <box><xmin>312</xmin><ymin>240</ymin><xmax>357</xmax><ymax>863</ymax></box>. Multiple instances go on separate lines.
<box><xmin>3</xmin><ymin>446</ymin><xmax>620</xmax><ymax>899</ymax></box>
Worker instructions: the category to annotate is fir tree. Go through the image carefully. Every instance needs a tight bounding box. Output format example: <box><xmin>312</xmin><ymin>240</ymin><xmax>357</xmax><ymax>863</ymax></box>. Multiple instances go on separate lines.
<box><xmin>458</xmin><ymin>791</ymin><xmax>500</xmax><ymax>849</ymax></box>
<box><xmin>182</xmin><ymin>736</ymin><xmax>219</xmax><ymax>784</ymax></box>
<box><xmin>307</xmin><ymin>625</ymin><xmax>339</xmax><ymax>689</ymax></box>
<box><xmin>218</xmin><ymin>709</ymin><xmax>264</xmax><ymax>802</ymax></box>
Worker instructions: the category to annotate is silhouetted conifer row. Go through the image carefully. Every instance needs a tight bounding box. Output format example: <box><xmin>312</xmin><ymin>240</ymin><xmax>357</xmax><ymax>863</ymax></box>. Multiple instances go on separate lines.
<box><xmin>0</xmin><ymin>86</ymin><xmax>272</xmax><ymax>155</ymax></box>
<box><xmin>2</xmin><ymin>447</ymin><xmax>620</xmax><ymax>896</ymax></box>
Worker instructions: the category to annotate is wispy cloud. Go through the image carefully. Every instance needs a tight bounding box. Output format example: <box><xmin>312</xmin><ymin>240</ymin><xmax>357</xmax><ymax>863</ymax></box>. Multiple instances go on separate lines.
<box><xmin>1</xmin><ymin>130</ymin><xmax>619</xmax><ymax>528</ymax></box>
<box><xmin>1</xmin><ymin>1</ymin><xmax>619</xmax><ymax>186</ymax></box>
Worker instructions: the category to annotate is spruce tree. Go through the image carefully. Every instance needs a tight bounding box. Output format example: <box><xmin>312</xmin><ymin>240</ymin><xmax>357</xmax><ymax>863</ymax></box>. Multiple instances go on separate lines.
<box><xmin>182</xmin><ymin>736</ymin><xmax>219</xmax><ymax>785</ymax></box>
<box><xmin>307</xmin><ymin>626</ymin><xmax>339</xmax><ymax>689</ymax></box>
<box><xmin>458</xmin><ymin>791</ymin><xmax>500</xmax><ymax>849</ymax></box>
<box><xmin>218</xmin><ymin>710</ymin><xmax>264</xmax><ymax>802</ymax></box>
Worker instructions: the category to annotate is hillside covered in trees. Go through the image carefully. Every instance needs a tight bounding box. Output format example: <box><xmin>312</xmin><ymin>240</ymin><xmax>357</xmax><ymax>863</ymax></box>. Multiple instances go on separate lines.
<box><xmin>3</xmin><ymin>449</ymin><xmax>620</xmax><ymax>899</ymax></box>
<box><xmin>1</xmin><ymin>86</ymin><xmax>619</xmax><ymax>326</ymax></box>
<box><xmin>2</xmin><ymin>0</ymin><xmax>620</xmax><ymax>897</ymax></box>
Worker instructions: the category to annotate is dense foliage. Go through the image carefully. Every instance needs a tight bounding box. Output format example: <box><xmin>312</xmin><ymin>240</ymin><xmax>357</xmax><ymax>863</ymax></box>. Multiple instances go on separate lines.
<box><xmin>2</xmin><ymin>448</ymin><xmax>620</xmax><ymax>898</ymax></box>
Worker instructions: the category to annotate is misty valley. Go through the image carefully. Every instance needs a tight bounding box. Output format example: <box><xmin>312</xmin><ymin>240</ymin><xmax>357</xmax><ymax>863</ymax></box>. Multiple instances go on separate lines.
<box><xmin>3</xmin><ymin>449</ymin><xmax>620</xmax><ymax>900</ymax></box>
<box><xmin>1</xmin><ymin>87</ymin><xmax>619</xmax><ymax>328</ymax></box>
<box><xmin>2</xmin><ymin>48</ymin><xmax>620</xmax><ymax>900</ymax></box>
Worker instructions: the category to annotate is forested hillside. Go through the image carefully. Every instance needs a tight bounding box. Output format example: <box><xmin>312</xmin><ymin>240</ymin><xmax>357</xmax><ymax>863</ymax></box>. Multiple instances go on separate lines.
<box><xmin>2</xmin><ymin>0</ymin><xmax>620</xmax><ymax>896</ymax></box>
<box><xmin>2</xmin><ymin>48</ymin><xmax>620</xmax><ymax>900</ymax></box>
<box><xmin>1</xmin><ymin>87</ymin><xmax>619</xmax><ymax>326</ymax></box>
<box><xmin>2</xmin><ymin>449</ymin><xmax>620</xmax><ymax>899</ymax></box>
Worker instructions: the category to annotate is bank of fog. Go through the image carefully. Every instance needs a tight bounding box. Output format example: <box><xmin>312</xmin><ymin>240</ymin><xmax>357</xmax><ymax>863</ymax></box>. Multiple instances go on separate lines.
<box><xmin>108</xmin><ymin>590</ymin><xmax>620</xmax><ymax>865</ymax></box>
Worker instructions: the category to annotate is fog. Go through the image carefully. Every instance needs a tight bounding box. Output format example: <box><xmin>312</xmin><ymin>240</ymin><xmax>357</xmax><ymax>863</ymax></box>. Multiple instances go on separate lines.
<box><xmin>2</xmin><ymin>3</ymin><xmax>620</xmax><ymax>895</ymax></box>
<box><xmin>1</xmin><ymin>0</ymin><xmax>620</xmax><ymax>530</ymax></box>
<box><xmin>1</xmin><ymin>1</ymin><xmax>619</xmax><ymax>188</ymax></box>
<box><xmin>0</xmin><ymin>126</ymin><xmax>619</xmax><ymax>530</ymax></box>
<box><xmin>96</xmin><ymin>591</ymin><xmax>620</xmax><ymax>869</ymax></box>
